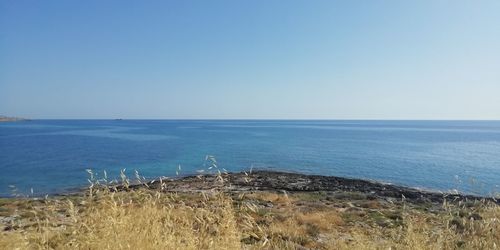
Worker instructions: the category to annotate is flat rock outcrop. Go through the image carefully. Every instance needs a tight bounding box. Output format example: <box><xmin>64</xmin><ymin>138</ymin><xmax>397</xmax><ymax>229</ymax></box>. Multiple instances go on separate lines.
<box><xmin>125</xmin><ymin>170</ymin><xmax>497</xmax><ymax>204</ymax></box>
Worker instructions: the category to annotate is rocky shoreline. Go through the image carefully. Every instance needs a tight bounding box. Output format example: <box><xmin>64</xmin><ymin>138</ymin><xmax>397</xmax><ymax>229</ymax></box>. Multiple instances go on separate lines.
<box><xmin>124</xmin><ymin>170</ymin><xmax>497</xmax><ymax>205</ymax></box>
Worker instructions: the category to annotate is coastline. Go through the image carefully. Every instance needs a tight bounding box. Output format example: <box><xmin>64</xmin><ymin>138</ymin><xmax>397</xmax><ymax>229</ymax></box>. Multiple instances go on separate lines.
<box><xmin>112</xmin><ymin>170</ymin><xmax>497</xmax><ymax>204</ymax></box>
<box><xmin>2</xmin><ymin>170</ymin><xmax>496</xmax><ymax>203</ymax></box>
<box><xmin>0</xmin><ymin>116</ymin><xmax>27</xmax><ymax>122</ymax></box>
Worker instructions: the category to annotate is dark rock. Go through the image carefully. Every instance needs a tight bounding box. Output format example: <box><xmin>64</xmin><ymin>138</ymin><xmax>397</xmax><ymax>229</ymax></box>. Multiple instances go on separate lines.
<box><xmin>450</xmin><ymin>218</ymin><xmax>465</xmax><ymax>232</ymax></box>
<box><xmin>469</xmin><ymin>213</ymin><xmax>482</xmax><ymax>220</ymax></box>
<box><xmin>116</xmin><ymin>170</ymin><xmax>498</xmax><ymax>205</ymax></box>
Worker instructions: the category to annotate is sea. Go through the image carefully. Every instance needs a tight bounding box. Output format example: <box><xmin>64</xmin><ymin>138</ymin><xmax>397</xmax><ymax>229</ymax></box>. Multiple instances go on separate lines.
<box><xmin>1</xmin><ymin>120</ymin><xmax>499</xmax><ymax>197</ymax></box>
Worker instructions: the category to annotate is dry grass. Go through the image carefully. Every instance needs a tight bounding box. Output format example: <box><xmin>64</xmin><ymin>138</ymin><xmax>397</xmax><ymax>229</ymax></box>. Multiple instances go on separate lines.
<box><xmin>0</xmin><ymin>173</ymin><xmax>499</xmax><ymax>249</ymax></box>
<box><xmin>1</xmin><ymin>189</ymin><xmax>243</xmax><ymax>249</ymax></box>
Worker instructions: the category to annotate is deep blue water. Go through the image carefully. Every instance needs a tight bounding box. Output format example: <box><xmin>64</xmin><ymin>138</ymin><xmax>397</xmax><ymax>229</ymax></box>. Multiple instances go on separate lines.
<box><xmin>1</xmin><ymin>120</ymin><xmax>499</xmax><ymax>197</ymax></box>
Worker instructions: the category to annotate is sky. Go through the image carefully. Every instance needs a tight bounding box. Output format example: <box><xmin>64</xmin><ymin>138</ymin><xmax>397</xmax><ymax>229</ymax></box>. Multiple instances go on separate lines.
<box><xmin>1</xmin><ymin>1</ymin><xmax>499</xmax><ymax>119</ymax></box>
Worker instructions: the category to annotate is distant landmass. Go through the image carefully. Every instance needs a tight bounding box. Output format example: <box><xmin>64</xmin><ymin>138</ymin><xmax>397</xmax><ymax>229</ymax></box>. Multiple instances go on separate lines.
<box><xmin>0</xmin><ymin>116</ymin><xmax>28</xmax><ymax>122</ymax></box>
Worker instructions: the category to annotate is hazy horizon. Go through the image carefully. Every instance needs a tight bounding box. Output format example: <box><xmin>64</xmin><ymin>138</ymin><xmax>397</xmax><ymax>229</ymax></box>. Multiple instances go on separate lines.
<box><xmin>3</xmin><ymin>116</ymin><xmax>500</xmax><ymax>121</ymax></box>
<box><xmin>1</xmin><ymin>1</ymin><xmax>499</xmax><ymax>120</ymax></box>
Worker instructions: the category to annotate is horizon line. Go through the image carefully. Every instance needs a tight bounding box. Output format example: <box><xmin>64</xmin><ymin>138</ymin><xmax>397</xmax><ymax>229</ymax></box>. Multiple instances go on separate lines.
<box><xmin>12</xmin><ymin>118</ymin><xmax>500</xmax><ymax>121</ymax></box>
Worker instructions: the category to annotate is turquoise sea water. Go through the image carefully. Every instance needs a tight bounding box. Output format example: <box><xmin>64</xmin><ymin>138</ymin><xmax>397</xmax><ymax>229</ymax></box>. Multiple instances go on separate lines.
<box><xmin>1</xmin><ymin>120</ymin><xmax>499</xmax><ymax>197</ymax></box>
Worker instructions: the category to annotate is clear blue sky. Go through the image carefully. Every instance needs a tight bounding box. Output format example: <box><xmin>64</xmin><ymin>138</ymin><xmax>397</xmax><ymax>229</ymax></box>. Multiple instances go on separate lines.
<box><xmin>1</xmin><ymin>1</ymin><xmax>499</xmax><ymax>119</ymax></box>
